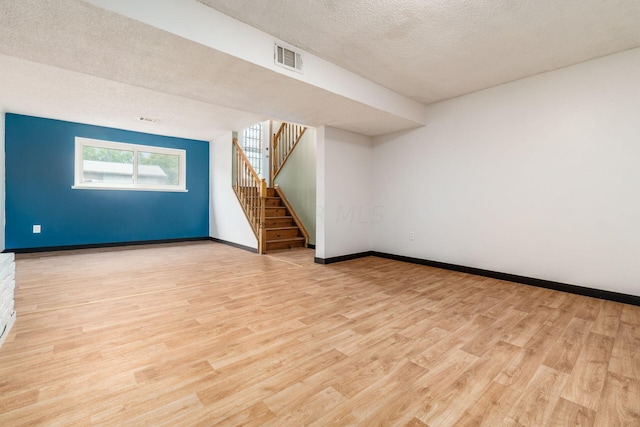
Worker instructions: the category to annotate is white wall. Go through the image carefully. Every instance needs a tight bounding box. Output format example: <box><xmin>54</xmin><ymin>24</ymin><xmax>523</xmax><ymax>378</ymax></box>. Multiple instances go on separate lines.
<box><xmin>372</xmin><ymin>48</ymin><xmax>640</xmax><ymax>296</ymax></box>
<box><xmin>316</xmin><ymin>126</ymin><xmax>373</xmax><ymax>259</ymax></box>
<box><xmin>275</xmin><ymin>127</ymin><xmax>317</xmax><ymax>245</ymax></box>
<box><xmin>209</xmin><ymin>132</ymin><xmax>257</xmax><ymax>250</ymax></box>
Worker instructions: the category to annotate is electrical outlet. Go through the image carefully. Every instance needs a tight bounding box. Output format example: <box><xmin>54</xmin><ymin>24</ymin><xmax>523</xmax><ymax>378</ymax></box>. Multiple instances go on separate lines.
<box><xmin>409</xmin><ymin>231</ymin><xmax>415</xmax><ymax>241</ymax></box>
<box><xmin>33</xmin><ymin>225</ymin><xmax>41</xmax><ymax>234</ymax></box>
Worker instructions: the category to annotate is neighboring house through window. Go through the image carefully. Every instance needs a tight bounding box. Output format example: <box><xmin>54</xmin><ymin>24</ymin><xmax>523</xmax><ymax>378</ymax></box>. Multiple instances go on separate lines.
<box><xmin>73</xmin><ymin>137</ymin><xmax>187</xmax><ymax>191</ymax></box>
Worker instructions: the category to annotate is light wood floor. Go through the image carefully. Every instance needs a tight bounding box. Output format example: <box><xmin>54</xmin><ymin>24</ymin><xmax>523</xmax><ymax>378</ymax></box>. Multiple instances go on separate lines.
<box><xmin>0</xmin><ymin>241</ymin><xmax>639</xmax><ymax>426</ymax></box>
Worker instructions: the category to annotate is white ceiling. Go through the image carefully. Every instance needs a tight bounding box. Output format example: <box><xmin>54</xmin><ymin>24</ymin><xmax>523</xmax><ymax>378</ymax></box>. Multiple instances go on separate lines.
<box><xmin>0</xmin><ymin>53</ymin><xmax>264</xmax><ymax>141</ymax></box>
<box><xmin>1</xmin><ymin>0</ymin><xmax>639</xmax><ymax>138</ymax></box>
<box><xmin>199</xmin><ymin>0</ymin><xmax>640</xmax><ymax>105</ymax></box>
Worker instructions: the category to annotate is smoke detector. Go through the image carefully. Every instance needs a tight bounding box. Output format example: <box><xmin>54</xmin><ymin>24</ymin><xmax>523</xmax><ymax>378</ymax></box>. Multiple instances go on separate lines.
<box><xmin>137</xmin><ymin>116</ymin><xmax>159</xmax><ymax>123</ymax></box>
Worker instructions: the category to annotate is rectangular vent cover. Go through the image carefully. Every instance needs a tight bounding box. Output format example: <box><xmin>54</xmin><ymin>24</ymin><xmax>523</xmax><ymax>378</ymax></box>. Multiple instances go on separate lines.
<box><xmin>275</xmin><ymin>43</ymin><xmax>303</xmax><ymax>73</ymax></box>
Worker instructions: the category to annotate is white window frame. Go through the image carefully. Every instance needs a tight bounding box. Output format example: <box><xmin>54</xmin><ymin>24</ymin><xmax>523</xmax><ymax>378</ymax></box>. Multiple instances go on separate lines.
<box><xmin>72</xmin><ymin>137</ymin><xmax>187</xmax><ymax>192</ymax></box>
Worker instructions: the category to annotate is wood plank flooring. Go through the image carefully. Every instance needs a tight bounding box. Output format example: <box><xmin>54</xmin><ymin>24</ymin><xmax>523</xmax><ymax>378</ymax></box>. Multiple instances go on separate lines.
<box><xmin>0</xmin><ymin>241</ymin><xmax>639</xmax><ymax>426</ymax></box>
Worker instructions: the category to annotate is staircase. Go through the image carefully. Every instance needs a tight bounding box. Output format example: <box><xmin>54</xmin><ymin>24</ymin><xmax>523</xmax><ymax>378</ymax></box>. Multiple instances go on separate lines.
<box><xmin>232</xmin><ymin>137</ymin><xmax>309</xmax><ymax>254</ymax></box>
<box><xmin>264</xmin><ymin>187</ymin><xmax>306</xmax><ymax>251</ymax></box>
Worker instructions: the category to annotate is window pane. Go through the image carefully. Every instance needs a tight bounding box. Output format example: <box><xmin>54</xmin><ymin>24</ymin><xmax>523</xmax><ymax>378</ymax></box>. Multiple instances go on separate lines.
<box><xmin>243</xmin><ymin>122</ymin><xmax>262</xmax><ymax>175</ymax></box>
<box><xmin>75</xmin><ymin>137</ymin><xmax>186</xmax><ymax>191</ymax></box>
<box><xmin>82</xmin><ymin>146</ymin><xmax>134</xmax><ymax>184</ymax></box>
<box><xmin>138</xmin><ymin>151</ymin><xmax>179</xmax><ymax>185</ymax></box>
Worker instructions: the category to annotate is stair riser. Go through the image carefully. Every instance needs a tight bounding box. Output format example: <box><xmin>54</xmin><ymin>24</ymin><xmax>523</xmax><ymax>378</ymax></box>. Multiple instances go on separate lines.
<box><xmin>265</xmin><ymin>207</ymin><xmax>288</xmax><ymax>217</ymax></box>
<box><xmin>241</xmin><ymin>197</ymin><xmax>281</xmax><ymax>206</ymax></box>
<box><xmin>266</xmin><ymin>198</ymin><xmax>283</xmax><ymax>207</ymax></box>
<box><xmin>266</xmin><ymin>229</ymin><xmax>301</xmax><ymax>239</ymax></box>
<box><xmin>264</xmin><ymin>218</ymin><xmax>294</xmax><ymax>228</ymax></box>
<box><xmin>266</xmin><ymin>240</ymin><xmax>306</xmax><ymax>251</ymax></box>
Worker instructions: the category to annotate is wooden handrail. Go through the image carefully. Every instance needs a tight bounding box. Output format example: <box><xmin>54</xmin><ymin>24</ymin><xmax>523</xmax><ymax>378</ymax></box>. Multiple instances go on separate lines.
<box><xmin>273</xmin><ymin>121</ymin><xmax>287</xmax><ymax>143</ymax></box>
<box><xmin>274</xmin><ymin>185</ymin><xmax>309</xmax><ymax>247</ymax></box>
<box><xmin>233</xmin><ymin>137</ymin><xmax>261</xmax><ymax>181</ymax></box>
<box><xmin>232</xmin><ymin>138</ymin><xmax>267</xmax><ymax>253</ymax></box>
<box><xmin>271</xmin><ymin>122</ymin><xmax>307</xmax><ymax>186</ymax></box>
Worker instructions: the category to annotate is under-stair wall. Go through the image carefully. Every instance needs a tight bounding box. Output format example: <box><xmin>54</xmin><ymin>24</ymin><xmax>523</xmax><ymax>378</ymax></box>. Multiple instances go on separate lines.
<box><xmin>272</xmin><ymin>124</ymin><xmax>317</xmax><ymax>245</ymax></box>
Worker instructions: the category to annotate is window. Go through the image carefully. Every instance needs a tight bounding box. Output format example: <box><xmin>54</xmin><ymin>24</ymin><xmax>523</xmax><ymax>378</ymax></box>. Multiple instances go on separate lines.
<box><xmin>243</xmin><ymin>123</ymin><xmax>263</xmax><ymax>175</ymax></box>
<box><xmin>73</xmin><ymin>137</ymin><xmax>187</xmax><ymax>192</ymax></box>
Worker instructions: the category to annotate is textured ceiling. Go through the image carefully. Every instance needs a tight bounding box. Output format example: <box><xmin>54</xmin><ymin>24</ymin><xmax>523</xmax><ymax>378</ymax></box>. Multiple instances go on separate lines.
<box><xmin>1</xmin><ymin>0</ymin><xmax>639</xmax><ymax>139</ymax></box>
<box><xmin>0</xmin><ymin>0</ymin><xmax>265</xmax><ymax>139</ymax></box>
<box><xmin>0</xmin><ymin>53</ymin><xmax>264</xmax><ymax>141</ymax></box>
<box><xmin>0</xmin><ymin>0</ymin><xmax>422</xmax><ymax>137</ymax></box>
<box><xmin>199</xmin><ymin>0</ymin><xmax>640</xmax><ymax>104</ymax></box>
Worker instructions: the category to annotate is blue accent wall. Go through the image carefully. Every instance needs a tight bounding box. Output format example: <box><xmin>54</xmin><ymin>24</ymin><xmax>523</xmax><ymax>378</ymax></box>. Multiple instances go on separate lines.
<box><xmin>5</xmin><ymin>114</ymin><xmax>209</xmax><ymax>250</ymax></box>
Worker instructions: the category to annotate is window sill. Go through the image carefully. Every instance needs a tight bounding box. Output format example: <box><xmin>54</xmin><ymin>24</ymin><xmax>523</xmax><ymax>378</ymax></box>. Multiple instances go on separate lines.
<box><xmin>71</xmin><ymin>185</ymin><xmax>188</xmax><ymax>193</ymax></box>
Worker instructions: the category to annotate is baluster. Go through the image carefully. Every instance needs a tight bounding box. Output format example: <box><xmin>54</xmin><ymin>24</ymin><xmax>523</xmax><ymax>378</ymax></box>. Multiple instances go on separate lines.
<box><xmin>279</xmin><ymin>127</ymin><xmax>283</xmax><ymax>167</ymax></box>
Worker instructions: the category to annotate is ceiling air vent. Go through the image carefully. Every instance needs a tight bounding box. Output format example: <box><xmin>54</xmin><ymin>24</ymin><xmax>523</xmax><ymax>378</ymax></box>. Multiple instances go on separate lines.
<box><xmin>275</xmin><ymin>42</ymin><xmax>303</xmax><ymax>73</ymax></box>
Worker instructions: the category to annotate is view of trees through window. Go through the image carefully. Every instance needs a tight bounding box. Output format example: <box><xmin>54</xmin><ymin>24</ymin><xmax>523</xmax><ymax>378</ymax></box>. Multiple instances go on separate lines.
<box><xmin>83</xmin><ymin>146</ymin><xmax>133</xmax><ymax>164</ymax></box>
<box><xmin>139</xmin><ymin>151</ymin><xmax>179</xmax><ymax>185</ymax></box>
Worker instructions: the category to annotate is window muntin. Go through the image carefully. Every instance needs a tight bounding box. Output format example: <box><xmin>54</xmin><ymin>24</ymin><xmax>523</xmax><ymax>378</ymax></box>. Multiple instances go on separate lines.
<box><xmin>73</xmin><ymin>137</ymin><xmax>186</xmax><ymax>192</ymax></box>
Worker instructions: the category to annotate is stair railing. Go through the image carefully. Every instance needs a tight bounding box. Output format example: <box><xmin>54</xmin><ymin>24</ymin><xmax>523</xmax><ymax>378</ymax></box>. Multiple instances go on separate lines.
<box><xmin>232</xmin><ymin>138</ymin><xmax>267</xmax><ymax>254</ymax></box>
<box><xmin>271</xmin><ymin>122</ymin><xmax>307</xmax><ymax>186</ymax></box>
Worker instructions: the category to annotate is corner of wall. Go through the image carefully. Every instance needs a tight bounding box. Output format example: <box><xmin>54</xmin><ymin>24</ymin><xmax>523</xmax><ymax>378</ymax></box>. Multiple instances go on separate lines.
<box><xmin>317</xmin><ymin>126</ymin><xmax>374</xmax><ymax>259</ymax></box>
<box><xmin>315</xmin><ymin>126</ymin><xmax>326</xmax><ymax>259</ymax></box>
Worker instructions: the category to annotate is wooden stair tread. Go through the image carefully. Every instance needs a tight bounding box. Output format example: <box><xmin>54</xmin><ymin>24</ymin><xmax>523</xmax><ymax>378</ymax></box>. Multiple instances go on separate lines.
<box><xmin>266</xmin><ymin>226</ymin><xmax>299</xmax><ymax>231</ymax></box>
